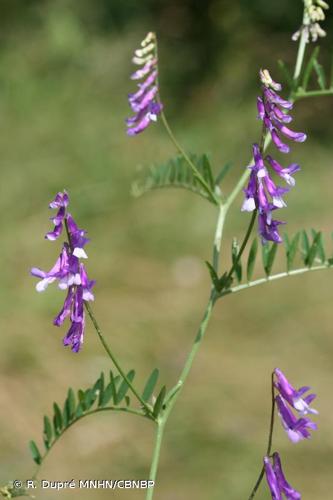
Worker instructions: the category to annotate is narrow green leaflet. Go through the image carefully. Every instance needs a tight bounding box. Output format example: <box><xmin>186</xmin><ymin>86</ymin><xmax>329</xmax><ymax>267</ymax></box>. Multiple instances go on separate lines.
<box><xmin>311</xmin><ymin>229</ymin><xmax>326</xmax><ymax>263</ymax></box>
<box><xmin>53</xmin><ymin>403</ymin><xmax>63</xmax><ymax>436</ymax></box>
<box><xmin>301</xmin><ymin>230</ymin><xmax>310</xmax><ymax>263</ymax></box>
<box><xmin>302</xmin><ymin>47</ymin><xmax>320</xmax><ymax>90</ymax></box>
<box><xmin>247</xmin><ymin>238</ymin><xmax>258</xmax><ymax>282</ymax></box>
<box><xmin>265</xmin><ymin>243</ymin><xmax>278</xmax><ymax>276</ymax></box>
<box><xmin>215</xmin><ymin>162</ymin><xmax>232</xmax><ymax>186</ymax></box>
<box><xmin>153</xmin><ymin>386</ymin><xmax>166</xmax><ymax>419</ymax></box>
<box><xmin>131</xmin><ymin>154</ymin><xmax>216</xmax><ymax>203</ymax></box>
<box><xmin>117</xmin><ymin>370</ymin><xmax>136</xmax><ymax>404</ymax></box>
<box><xmin>231</xmin><ymin>238</ymin><xmax>242</xmax><ymax>283</ymax></box>
<box><xmin>205</xmin><ymin>261</ymin><xmax>222</xmax><ymax>291</ymax></box>
<box><xmin>29</xmin><ymin>440</ymin><xmax>42</xmax><ymax>465</ymax></box>
<box><xmin>29</xmin><ymin>369</ymin><xmax>156</xmax><ymax>467</ymax></box>
<box><xmin>43</xmin><ymin>416</ymin><xmax>52</xmax><ymax>449</ymax></box>
<box><xmin>142</xmin><ymin>369</ymin><xmax>159</xmax><ymax>402</ymax></box>
<box><xmin>277</xmin><ymin>59</ymin><xmax>293</xmax><ymax>88</ymax></box>
<box><xmin>110</xmin><ymin>370</ymin><xmax>119</xmax><ymax>405</ymax></box>
<box><xmin>306</xmin><ymin>231</ymin><xmax>322</xmax><ymax>267</ymax></box>
<box><xmin>284</xmin><ymin>232</ymin><xmax>300</xmax><ymax>272</ymax></box>
<box><xmin>313</xmin><ymin>58</ymin><xmax>326</xmax><ymax>90</ymax></box>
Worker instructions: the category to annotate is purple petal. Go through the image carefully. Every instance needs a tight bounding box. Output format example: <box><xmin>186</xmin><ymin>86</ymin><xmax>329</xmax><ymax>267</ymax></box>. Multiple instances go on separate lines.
<box><xmin>54</xmin><ymin>287</ymin><xmax>75</xmax><ymax>326</ymax></box>
<box><xmin>271</xmin><ymin>130</ymin><xmax>290</xmax><ymax>153</ymax></box>
<box><xmin>130</xmin><ymin>59</ymin><xmax>157</xmax><ymax>80</ymax></box>
<box><xmin>264</xmin><ymin>88</ymin><xmax>293</xmax><ymax>109</ymax></box>
<box><xmin>264</xmin><ymin>456</ymin><xmax>282</xmax><ymax>500</ymax></box>
<box><xmin>257</xmin><ymin>97</ymin><xmax>265</xmax><ymax>120</ymax></box>
<box><xmin>45</xmin><ymin>222</ymin><xmax>63</xmax><ymax>241</ymax></box>
<box><xmin>272</xmin><ymin>453</ymin><xmax>301</xmax><ymax>500</ymax></box>
<box><xmin>49</xmin><ymin>191</ymin><xmax>69</xmax><ymax>209</ymax></box>
<box><xmin>127</xmin><ymin>114</ymin><xmax>151</xmax><ymax>135</ymax></box>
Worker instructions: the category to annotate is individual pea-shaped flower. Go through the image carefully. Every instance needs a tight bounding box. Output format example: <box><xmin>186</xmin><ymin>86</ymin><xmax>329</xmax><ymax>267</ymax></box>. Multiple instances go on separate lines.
<box><xmin>126</xmin><ymin>32</ymin><xmax>163</xmax><ymax>136</ymax></box>
<box><xmin>264</xmin><ymin>453</ymin><xmax>301</xmax><ymax>500</ymax></box>
<box><xmin>274</xmin><ymin>368</ymin><xmax>318</xmax><ymax>416</ymax></box>
<box><xmin>275</xmin><ymin>395</ymin><xmax>317</xmax><ymax>443</ymax></box>
<box><xmin>45</xmin><ymin>190</ymin><xmax>69</xmax><ymax>241</ymax></box>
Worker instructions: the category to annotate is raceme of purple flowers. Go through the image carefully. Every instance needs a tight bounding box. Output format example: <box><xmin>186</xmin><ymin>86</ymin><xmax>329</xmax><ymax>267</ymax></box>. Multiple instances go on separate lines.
<box><xmin>263</xmin><ymin>369</ymin><xmax>318</xmax><ymax>499</ymax></box>
<box><xmin>31</xmin><ymin>191</ymin><xmax>95</xmax><ymax>352</ymax></box>
<box><xmin>274</xmin><ymin>368</ymin><xmax>318</xmax><ymax>444</ymax></box>
<box><xmin>242</xmin><ymin>69</ymin><xmax>307</xmax><ymax>244</ymax></box>
<box><xmin>126</xmin><ymin>32</ymin><xmax>163</xmax><ymax>136</ymax></box>
<box><xmin>264</xmin><ymin>453</ymin><xmax>301</xmax><ymax>500</ymax></box>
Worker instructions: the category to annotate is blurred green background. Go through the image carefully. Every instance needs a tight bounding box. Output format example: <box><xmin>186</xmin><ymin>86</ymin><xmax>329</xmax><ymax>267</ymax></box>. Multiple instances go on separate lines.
<box><xmin>1</xmin><ymin>0</ymin><xmax>333</xmax><ymax>498</ymax></box>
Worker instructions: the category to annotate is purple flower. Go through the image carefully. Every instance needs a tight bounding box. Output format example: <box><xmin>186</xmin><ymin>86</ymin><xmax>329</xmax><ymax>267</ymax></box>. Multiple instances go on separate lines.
<box><xmin>276</xmin><ymin>396</ymin><xmax>317</xmax><ymax>443</ymax></box>
<box><xmin>126</xmin><ymin>32</ymin><xmax>162</xmax><ymax>136</ymax></box>
<box><xmin>46</xmin><ymin>190</ymin><xmax>69</xmax><ymax>241</ymax></box>
<box><xmin>241</xmin><ymin>144</ymin><xmax>289</xmax><ymax>243</ymax></box>
<box><xmin>264</xmin><ymin>453</ymin><xmax>301</xmax><ymax>500</ymax></box>
<box><xmin>242</xmin><ymin>70</ymin><xmax>305</xmax><ymax>244</ymax></box>
<box><xmin>31</xmin><ymin>191</ymin><xmax>95</xmax><ymax>352</ymax></box>
<box><xmin>259</xmin><ymin>70</ymin><xmax>307</xmax><ymax>154</ymax></box>
<box><xmin>274</xmin><ymin>368</ymin><xmax>318</xmax><ymax>416</ymax></box>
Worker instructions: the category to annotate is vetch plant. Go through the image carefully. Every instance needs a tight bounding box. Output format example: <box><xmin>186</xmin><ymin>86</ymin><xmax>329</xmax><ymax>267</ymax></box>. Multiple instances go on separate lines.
<box><xmin>2</xmin><ymin>1</ymin><xmax>333</xmax><ymax>498</ymax></box>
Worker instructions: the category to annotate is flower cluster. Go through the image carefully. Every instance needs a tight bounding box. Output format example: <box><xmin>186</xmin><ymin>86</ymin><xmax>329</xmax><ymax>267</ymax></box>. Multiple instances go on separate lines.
<box><xmin>242</xmin><ymin>69</ymin><xmax>306</xmax><ymax>243</ymax></box>
<box><xmin>31</xmin><ymin>191</ymin><xmax>95</xmax><ymax>352</ymax></box>
<box><xmin>274</xmin><ymin>368</ymin><xmax>318</xmax><ymax>443</ymax></box>
<box><xmin>263</xmin><ymin>369</ymin><xmax>318</xmax><ymax>499</ymax></box>
<box><xmin>293</xmin><ymin>0</ymin><xmax>329</xmax><ymax>43</ymax></box>
<box><xmin>126</xmin><ymin>32</ymin><xmax>162</xmax><ymax>136</ymax></box>
<box><xmin>264</xmin><ymin>452</ymin><xmax>301</xmax><ymax>500</ymax></box>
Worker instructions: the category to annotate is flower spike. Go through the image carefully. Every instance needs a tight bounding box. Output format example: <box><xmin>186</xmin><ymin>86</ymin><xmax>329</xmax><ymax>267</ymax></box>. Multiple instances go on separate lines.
<box><xmin>126</xmin><ymin>32</ymin><xmax>163</xmax><ymax>136</ymax></box>
<box><xmin>31</xmin><ymin>191</ymin><xmax>95</xmax><ymax>352</ymax></box>
<box><xmin>242</xmin><ymin>70</ymin><xmax>306</xmax><ymax>244</ymax></box>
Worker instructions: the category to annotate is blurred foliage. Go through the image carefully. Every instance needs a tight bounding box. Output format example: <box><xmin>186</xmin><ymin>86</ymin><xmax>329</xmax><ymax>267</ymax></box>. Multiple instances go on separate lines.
<box><xmin>0</xmin><ymin>1</ymin><xmax>333</xmax><ymax>499</ymax></box>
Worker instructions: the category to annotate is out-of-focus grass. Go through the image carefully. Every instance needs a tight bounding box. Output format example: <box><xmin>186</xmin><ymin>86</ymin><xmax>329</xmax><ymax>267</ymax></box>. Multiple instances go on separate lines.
<box><xmin>0</xmin><ymin>5</ymin><xmax>333</xmax><ymax>500</ymax></box>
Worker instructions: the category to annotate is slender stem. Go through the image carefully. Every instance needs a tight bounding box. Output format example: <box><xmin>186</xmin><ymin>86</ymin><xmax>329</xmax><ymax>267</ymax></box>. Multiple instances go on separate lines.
<box><xmin>293</xmin><ymin>23</ymin><xmax>308</xmax><ymax>82</ymax></box>
<box><xmin>248</xmin><ymin>373</ymin><xmax>276</xmax><ymax>500</ymax></box>
<box><xmin>146</xmin><ymin>420</ymin><xmax>166</xmax><ymax>500</ymax></box>
<box><xmin>296</xmin><ymin>88</ymin><xmax>333</xmax><ymax>98</ymax></box>
<box><xmin>225</xmin><ymin>210</ymin><xmax>257</xmax><ymax>284</ymax></box>
<box><xmin>153</xmin><ymin>32</ymin><xmax>219</xmax><ymax>205</ymax></box>
<box><xmin>64</xmin><ymin>219</ymin><xmax>152</xmax><ymax>415</ymax></box>
<box><xmin>85</xmin><ymin>302</ymin><xmax>153</xmax><ymax>416</ymax></box>
<box><xmin>32</xmin><ymin>406</ymin><xmax>146</xmax><ymax>480</ymax></box>
<box><xmin>144</xmin><ymin>203</ymin><xmax>226</xmax><ymax>500</ymax></box>
<box><xmin>213</xmin><ymin>204</ymin><xmax>227</xmax><ymax>272</ymax></box>
<box><xmin>221</xmin><ymin>262</ymin><xmax>332</xmax><ymax>297</ymax></box>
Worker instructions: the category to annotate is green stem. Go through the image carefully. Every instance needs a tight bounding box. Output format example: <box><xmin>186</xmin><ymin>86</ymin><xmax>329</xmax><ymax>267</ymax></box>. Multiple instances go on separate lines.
<box><xmin>85</xmin><ymin>302</ymin><xmax>153</xmax><ymax>416</ymax></box>
<box><xmin>248</xmin><ymin>372</ymin><xmax>276</xmax><ymax>500</ymax></box>
<box><xmin>221</xmin><ymin>262</ymin><xmax>332</xmax><ymax>297</ymax></box>
<box><xmin>293</xmin><ymin>18</ymin><xmax>309</xmax><ymax>82</ymax></box>
<box><xmin>295</xmin><ymin>88</ymin><xmax>333</xmax><ymax>98</ymax></box>
<box><xmin>146</xmin><ymin>420</ymin><xmax>166</xmax><ymax>500</ymax></box>
<box><xmin>32</xmin><ymin>406</ymin><xmax>146</xmax><ymax>480</ymax></box>
<box><xmin>144</xmin><ymin>204</ymin><xmax>226</xmax><ymax>500</ymax></box>
<box><xmin>213</xmin><ymin>204</ymin><xmax>227</xmax><ymax>272</ymax></box>
<box><xmin>225</xmin><ymin>210</ymin><xmax>257</xmax><ymax>284</ymax></box>
<box><xmin>64</xmin><ymin>220</ymin><xmax>151</xmax><ymax>415</ymax></box>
